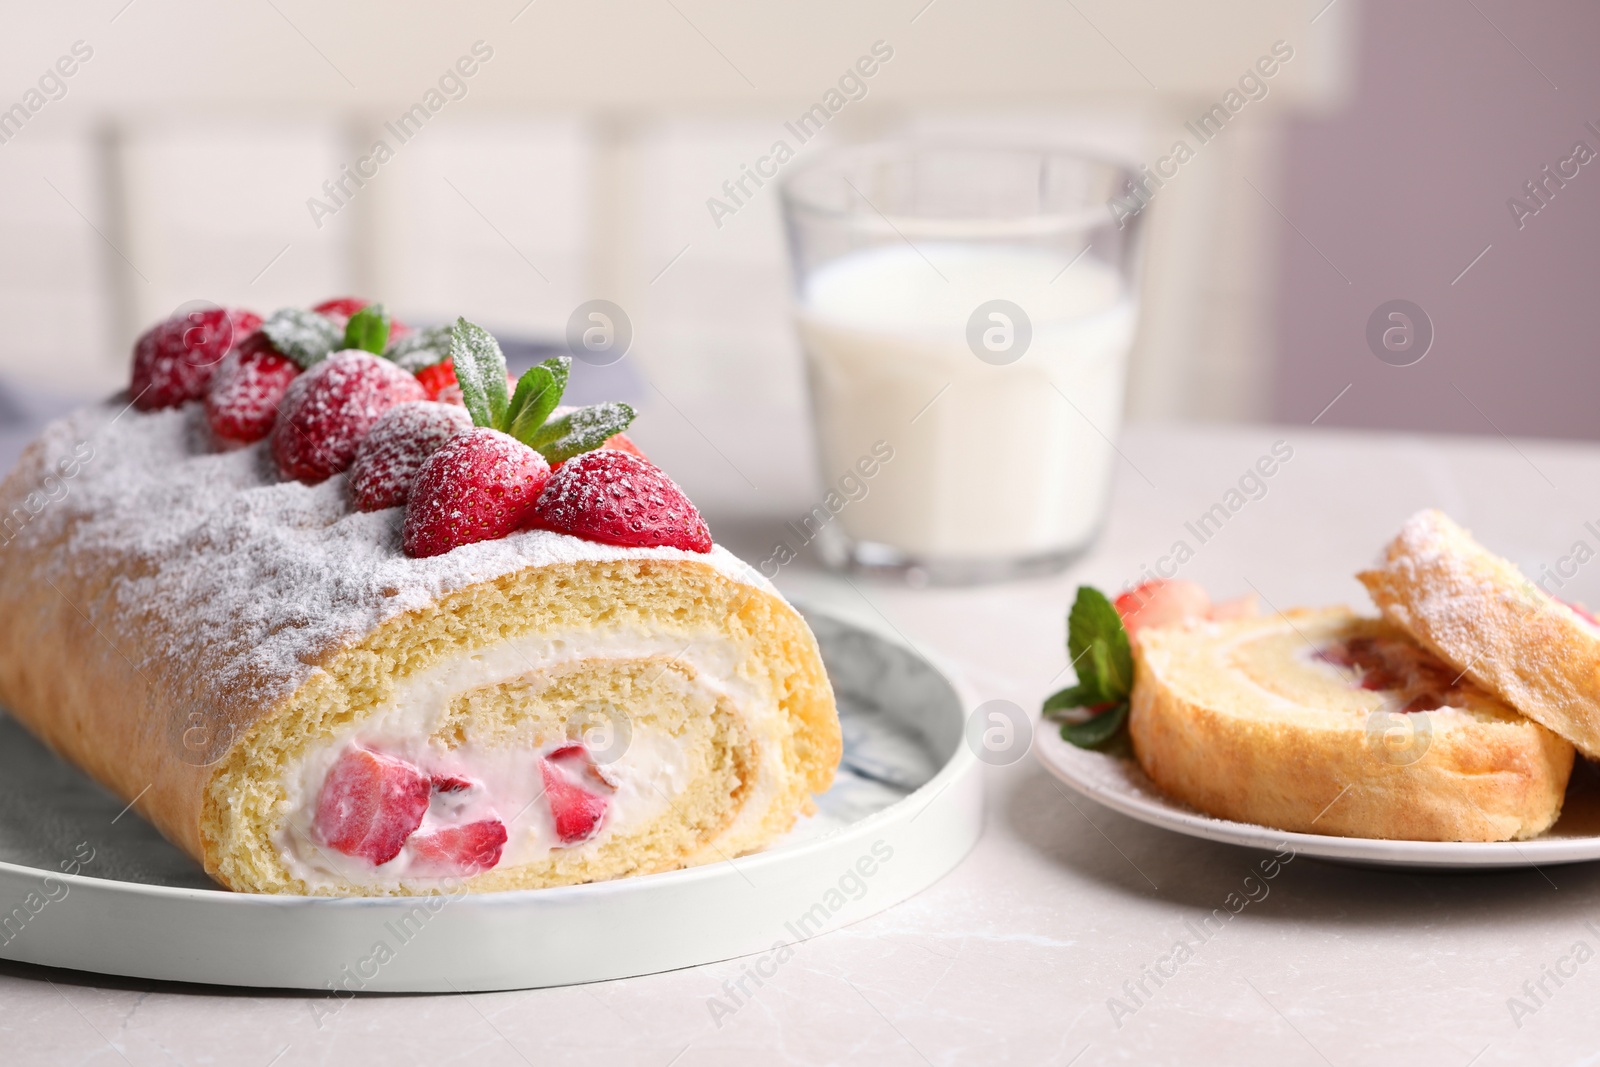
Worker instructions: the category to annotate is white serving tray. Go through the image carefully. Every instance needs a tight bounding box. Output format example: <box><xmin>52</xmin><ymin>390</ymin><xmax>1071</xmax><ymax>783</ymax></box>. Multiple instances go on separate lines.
<box><xmin>1036</xmin><ymin>719</ymin><xmax>1600</xmax><ymax>870</ymax></box>
<box><xmin>0</xmin><ymin>609</ymin><xmax>981</xmax><ymax>991</ymax></box>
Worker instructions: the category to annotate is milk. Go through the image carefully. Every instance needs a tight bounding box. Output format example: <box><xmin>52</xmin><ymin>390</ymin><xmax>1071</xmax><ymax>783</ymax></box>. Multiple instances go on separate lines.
<box><xmin>796</xmin><ymin>243</ymin><xmax>1135</xmax><ymax>561</ymax></box>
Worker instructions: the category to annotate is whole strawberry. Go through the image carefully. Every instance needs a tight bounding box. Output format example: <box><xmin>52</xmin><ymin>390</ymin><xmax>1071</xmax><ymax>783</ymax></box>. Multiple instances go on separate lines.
<box><xmin>403</xmin><ymin>429</ymin><xmax>552</xmax><ymax>557</ymax></box>
<box><xmin>205</xmin><ymin>332</ymin><xmax>300</xmax><ymax>444</ymax></box>
<box><xmin>312</xmin><ymin>296</ymin><xmax>412</xmax><ymax>340</ymax></box>
<box><xmin>311</xmin><ymin>296</ymin><xmax>370</xmax><ymax>321</ymax></box>
<box><xmin>348</xmin><ymin>401</ymin><xmax>472</xmax><ymax>512</ymax></box>
<box><xmin>534</xmin><ymin>449</ymin><xmax>711</xmax><ymax>553</ymax></box>
<box><xmin>415</xmin><ymin>358</ymin><xmax>457</xmax><ymax>401</ymax></box>
<box><xmin>131</xmin><ymin>306</ymin><xmax>261</xmax><ymax>411</ymax></box>
<box><xmin>271</xmin><ymin>350</ymin><xmax>426</xmax><ymax>484</ymax></box>
<box><xmin>400</xmin><ymin>319</ymin><xmax>638</xmax><ymax>557</ymax></box>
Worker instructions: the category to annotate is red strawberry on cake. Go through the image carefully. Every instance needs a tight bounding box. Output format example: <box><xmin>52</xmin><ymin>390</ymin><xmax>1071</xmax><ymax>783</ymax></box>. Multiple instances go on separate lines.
<box><xmin>205</xmin><ymin>300</ymin><xmax>440</xmax><ymax>446</ymax></box>
<box><xmin>272</xmin><ymin>351</ymin><xmax>427</xmax><ymax>484</ymax></box>
<box><xmin>131</xmin><ymin>306</ymin><xmax>261</xmax><ymax>411</ymax></box>
<box><xmin>535</xmin><ymin>450</ymin><xmax>711</xmax><ymax>553</ymax></box>
<box><xmin>400</xmin><ymin>318</ymin><xmax>647</xmax><ymax>558</ymax></box>
<box><xmin>403</xmin><ymin>429</ymin><xmax>552</xmax><ymax>557</ymax></box>
<box><xmin>415</xmin><ymin>359</ymin><xmax>457</xmax><ymax>401</ymax></box>
<box><xmin>314</xmin><ymin>296</ymin><xmax>412</xmax><ymax>340</ymax></box>
<box><xmin>205</xmin><ymin>332</ymin><xmax>301</xmax><ymax>444</ymax></box>
<box><xmin>348</xmin><ymin>400</ymin><xmax>472</xmax><ymax>512</ymax></box>
<box><xmin>312</xmin><ymin>297</ymin><xmax>371</xmax><ymax>321</ymax></box>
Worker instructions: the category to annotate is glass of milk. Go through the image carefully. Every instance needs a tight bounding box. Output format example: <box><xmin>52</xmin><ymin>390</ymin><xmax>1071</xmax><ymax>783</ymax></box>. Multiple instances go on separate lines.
<box><xmin>780</xmin><ymin>142</ymin><xmax>1146</xmax><ymax>583</ymax></box>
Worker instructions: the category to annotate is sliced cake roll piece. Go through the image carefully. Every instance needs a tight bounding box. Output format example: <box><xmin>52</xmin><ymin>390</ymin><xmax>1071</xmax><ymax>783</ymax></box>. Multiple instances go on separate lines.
<box><xmin>1359</xmin><ymin>508</ymin><xmax>1600</xmax><ymax>760</ymax></box>
<box><xmin>1129</xmin><ymin>607</ymin><xmax>1572</xmax><ymax>842</ymax></box>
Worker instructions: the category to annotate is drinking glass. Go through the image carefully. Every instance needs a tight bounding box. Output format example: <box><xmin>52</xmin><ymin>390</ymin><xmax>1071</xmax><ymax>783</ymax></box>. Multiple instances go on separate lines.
<box><xmin>780</xmin><ymin>141</ymin><xmax>1146</xmax><ymax>583</ymax></box>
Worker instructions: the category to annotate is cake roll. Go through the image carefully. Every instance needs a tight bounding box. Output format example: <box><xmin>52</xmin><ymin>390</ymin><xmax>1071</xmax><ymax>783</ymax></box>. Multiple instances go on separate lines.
<box><xmin>0</xmin><ymin>399</ymin><xmax>840</xmax><ymax>894</ymax></box>
<box><xmin>1130</xmin><ymin>607</ymin><xmax>1573</xmax><ymax>841</ymax></box>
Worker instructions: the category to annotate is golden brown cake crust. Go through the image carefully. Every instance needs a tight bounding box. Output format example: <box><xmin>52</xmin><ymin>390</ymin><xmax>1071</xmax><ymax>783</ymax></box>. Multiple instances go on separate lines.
<box><xmin>1358</xmin><ymin>509</ymin><xmax>1600</xmax><ymax>760</ymax></box>
<box><xmin>1128</xmin><ymin>607</ymin><xmax>1574</xmax><ymax>842</ymax></box>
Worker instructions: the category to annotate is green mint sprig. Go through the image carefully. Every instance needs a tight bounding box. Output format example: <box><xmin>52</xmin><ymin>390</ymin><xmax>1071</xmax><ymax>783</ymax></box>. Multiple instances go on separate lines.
<box><xmin>447</xmin><ymin>317</ymin><xmax>635</xmax><ymax>462</ymax></box>
<box><xmin>1043</xmin><ymin>586</ymin><xmax>1134</xmax><ymax>751</ymax></box>
<box><xmin>504</xmin><ymin>355</ymin><xmax>567</xmax><ymax>443</ymax></box>
<box><xmin>343</xmin><ymin>303</ymin><xmax>391</xmax><ymax>354</ymax></box>
<box><xmin>530</xmin><ymin>402</ymin><xmax>638</xmax><ymax>464</ymax></box>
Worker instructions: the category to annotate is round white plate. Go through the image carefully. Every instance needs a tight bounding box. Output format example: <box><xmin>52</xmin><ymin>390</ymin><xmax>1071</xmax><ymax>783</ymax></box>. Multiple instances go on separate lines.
<box><xmin>0</xmin><ymin>608</ymin><xmax>982</xmax><ymax>991</ymax></box>
<box><xmin>1035</xmin><ymin>720</ymin><xmax>1600</xmax><ymax>869</ymax></box>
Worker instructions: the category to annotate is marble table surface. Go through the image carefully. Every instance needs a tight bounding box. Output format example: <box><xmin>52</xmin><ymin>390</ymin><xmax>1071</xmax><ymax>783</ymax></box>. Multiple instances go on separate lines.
<box><xmin>9</xmin><ymin>415</ymin><xmax>1600</xmax><ymax>1066</ymax></box>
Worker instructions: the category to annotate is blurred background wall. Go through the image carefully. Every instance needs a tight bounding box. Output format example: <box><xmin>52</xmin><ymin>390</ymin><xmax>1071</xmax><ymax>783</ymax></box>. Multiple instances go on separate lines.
<box><xmin>1274</xmin><ymin>0</ymin><xmax>1600</xmax><ymax>440</ymax></box>
<box><xmin>7</xmin><ymin>0</ymin><xmax>1586</xmax><ymax>512</ymax></box>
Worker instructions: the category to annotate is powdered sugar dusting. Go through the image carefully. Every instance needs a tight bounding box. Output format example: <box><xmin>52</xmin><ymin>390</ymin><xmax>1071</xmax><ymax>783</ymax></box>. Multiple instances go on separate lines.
<box><xmin>1359</xmin><ymin>509</ymin><xmax>1600</xmax><ymax>732</ymax></box>
<box><xmin>5</xmin><ymin>399</ymin><xmax>769</xmax><ymax>717</ymax></box>
<box><xmin>1370</xmin><ymin>510</ymin><xmax>1547</xmax><ymax>655</ymax></box>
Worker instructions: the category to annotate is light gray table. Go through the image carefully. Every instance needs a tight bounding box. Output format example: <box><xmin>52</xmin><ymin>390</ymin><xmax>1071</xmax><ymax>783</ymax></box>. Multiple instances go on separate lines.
<box><xmin>7</xmin><ymin>419</ymin><xmax>1600</xmax><ymax>1066</ymax></box>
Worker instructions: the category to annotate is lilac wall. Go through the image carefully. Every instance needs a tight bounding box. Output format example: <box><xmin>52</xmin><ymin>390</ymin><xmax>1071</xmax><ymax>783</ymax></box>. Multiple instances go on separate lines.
<box><xmin>1274</xmin><ymin>0</ymin><xmax>1600</xmax><ymax>439</ymax></box>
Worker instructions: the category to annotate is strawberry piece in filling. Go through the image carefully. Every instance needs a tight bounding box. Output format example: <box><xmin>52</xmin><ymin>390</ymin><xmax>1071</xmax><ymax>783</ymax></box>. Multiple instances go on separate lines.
<box><xmin>1316</xmin><ymin>635</ymin><xmax>1465</xmax><ymax>713</ymax></box>
<box><xmin>539</xmin><ymin>745</ymin><xmax>615</xmax><ymax>845</ymax></box>
<box><xmin>310</xmin><ymin>739</ymin><xmax>623</xmax><ymax>874</ymax></box>
<box><xmin>408</xmin><ymin>819</ymin><xmax>508</xmax><ymax>875</ymax></box>
<box><xmin>313</xmin><ymin>748</ymin><xmax>431</xmax><ymax>865</ymax></box>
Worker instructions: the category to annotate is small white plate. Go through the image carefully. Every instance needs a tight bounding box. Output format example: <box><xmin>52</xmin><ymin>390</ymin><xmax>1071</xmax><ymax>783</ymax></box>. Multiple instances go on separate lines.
<box><xmin>1035</xmin><ymin>721</ymin><xmax>1600</xmax><ymax>869</ymax></box>
<box><xmin>0</xmin><ymin>609</ymin><xmax>983</xmax><ymax>991</ymax></box>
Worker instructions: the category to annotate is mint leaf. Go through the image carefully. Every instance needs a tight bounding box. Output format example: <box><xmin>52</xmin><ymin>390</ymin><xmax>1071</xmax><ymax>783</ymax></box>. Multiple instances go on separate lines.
<box><xmin>1084</xmin><ymin>642</ymin><xmax>1120</xmax><ymax>704</ymax></box>
<box><xmin>448</xmin><ymin>318</ymin><xmax>509</xmax><ymax>429</ymax></box>
<box><xmin>343</xmin><ymin>304</ymin><xmax>390</xmax><ymax>354</ymax></box>
<box><xmin>386</xmin><ymin>325</ymin><xmax>452</xmax><ymax>372</ymax></box>
<box><xmin>261</xmin><ymin>308</ymin><xmax>341</xmax><ymax>369</ymax></box>
<box><xmin>1067</xmin><ymin>586</ymin><xmax>1133</xmax><ymax>702</ymax></box>
<box><xmin>1043</xmin><ymin>586</ymin><xmax>1135</xmax><ymax>751</ymax></box>
<box><xmin>532</xmin><ymin>402</ymin><xmax>636</xmax><ymax>464</ymax></box>
<box><xmin>503</xmin><ymin>357</ymin><xmax>569</xmax><ymax>445</ymax></box>
<box><xmin>1063</xmin><ymin>702</ymin><xmax>1128</xmax><ymax>750</ymax></box>
<box><xmin>1042</xmin><ymin>683</ymin><xmax>1096</xmax><ymax>714</ymax></box>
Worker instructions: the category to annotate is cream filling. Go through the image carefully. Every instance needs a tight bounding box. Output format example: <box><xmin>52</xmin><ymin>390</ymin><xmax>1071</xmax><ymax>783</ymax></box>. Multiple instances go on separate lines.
<box><xmin>275</xmin><ymin>629</ymin><xmax>786</xmax><ymax>889</ymax></box>
<box><xmin>1198</xmin><ymin>622</ymin><xmax>1485</xmax><ymax>727</ymax></box>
